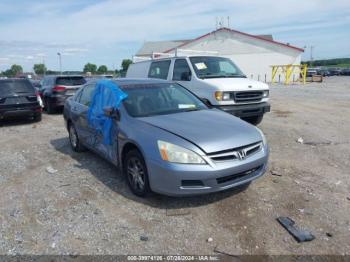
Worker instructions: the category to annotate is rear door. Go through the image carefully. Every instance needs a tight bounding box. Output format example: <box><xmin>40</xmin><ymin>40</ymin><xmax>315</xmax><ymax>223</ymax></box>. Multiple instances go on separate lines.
<box><xmin>72</xmin><ymin>83</ymin><xmax>96</xmax><ymax>146</ymax></box>
<box><xmin>0</xmin><ymin>79</ymin><xmax>39</xmax><ymax>110</ymax></box>
<box><xmin>55</xmin><ymin>76</ymin><xmax>86</xmax><ymax>97</ymax></box>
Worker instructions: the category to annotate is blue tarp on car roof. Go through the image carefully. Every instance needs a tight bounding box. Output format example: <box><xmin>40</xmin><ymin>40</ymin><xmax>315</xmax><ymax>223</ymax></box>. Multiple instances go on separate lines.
<box><xmin>87</xmin><ymin>80</ymin><xmax>128</xmax><ymax>145</ymax></box>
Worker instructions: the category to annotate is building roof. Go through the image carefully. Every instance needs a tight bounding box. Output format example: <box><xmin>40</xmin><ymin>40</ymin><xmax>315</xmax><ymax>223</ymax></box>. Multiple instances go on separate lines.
<box><xmin>136</xmin><ymin>40</ymin><xmax>191</xmax><ymax>56</ymax></box>
<box><xmin>136</xmin><ymin>27</ymin><xmax>303</xmax><ymax>56</ymax></box>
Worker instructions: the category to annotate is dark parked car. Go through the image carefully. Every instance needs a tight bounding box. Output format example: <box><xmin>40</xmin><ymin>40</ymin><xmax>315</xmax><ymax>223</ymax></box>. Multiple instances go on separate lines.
<box><xmin>0</xmin><ymin>78</ymin><xmax>42</xmax><ymax>121</ymax></box>
<box><xmin>340</xmin><ymin>68</ymin><xmax>350</xmax><ymax>76</ymax></box>
<box><xmin>64</xmin><ymin>79</ymin><xmax>269</xmax><ymax>197</ymax></box>
<box><xmin>41</xmin><ymin>75</ymin><xmax>86</xmax><ymax>113</ymax></box>
<box><xmin>328</xmin><ymin>68</ymin><xmax>342</xmax><ymax>76</ymax></box>
<box><xmin>317</xmin><ymin>69</ymin><xmax>330</xmax><ymax>77</ymax></box>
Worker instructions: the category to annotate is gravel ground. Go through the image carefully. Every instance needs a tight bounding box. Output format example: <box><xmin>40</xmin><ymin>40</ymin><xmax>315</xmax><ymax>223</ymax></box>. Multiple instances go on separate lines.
<box><xmin>0</xmin><ymin>76</ymin><xmax>349</xmax><ymax>256</ymax></box>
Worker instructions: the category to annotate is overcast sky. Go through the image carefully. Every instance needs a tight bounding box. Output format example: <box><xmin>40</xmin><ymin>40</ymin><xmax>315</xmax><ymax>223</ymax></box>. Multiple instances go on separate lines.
<box><xmin>0</xmin><ymin>0</ymin><xmax>349</xmax><ymax>72</ymax></box>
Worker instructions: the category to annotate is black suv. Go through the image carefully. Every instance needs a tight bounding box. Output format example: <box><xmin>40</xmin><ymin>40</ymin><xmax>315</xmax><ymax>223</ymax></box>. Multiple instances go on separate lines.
<box><xmin>41</xmin><ymin>75</ymin><xmax>86</xmax><ymax>113</ymax></box>
<box><xmin>0</xmin><ymin>78</ymin><xmax>42</xmax><ymax>121</ymax></box>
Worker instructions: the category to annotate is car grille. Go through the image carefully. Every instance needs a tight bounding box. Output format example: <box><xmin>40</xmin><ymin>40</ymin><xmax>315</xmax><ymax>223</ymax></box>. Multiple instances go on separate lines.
<box><xmin>233</xmin><ymin>91</ymin><xmax>263</xmax><ymax>103</ymax></box>
<box><xmin>207</xmin><ymin>142</ymin><xmax>262</xmax><ymax>162</ymax></box>
<box><xmin>216</xmin><ymin>165</ymin><xmax>262</xmax><ymax>184</ymax></box>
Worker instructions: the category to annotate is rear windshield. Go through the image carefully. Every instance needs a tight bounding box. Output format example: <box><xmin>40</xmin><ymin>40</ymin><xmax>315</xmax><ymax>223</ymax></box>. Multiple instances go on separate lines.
<box><xmin>0</xmin><ymin>80</ymin><xmax>35</xmax><ymax>96</ymax></box>
<box><xmin>56</xmin><ymin>77</ymin><xmax>86</xmax><ymax>86</ymax></box>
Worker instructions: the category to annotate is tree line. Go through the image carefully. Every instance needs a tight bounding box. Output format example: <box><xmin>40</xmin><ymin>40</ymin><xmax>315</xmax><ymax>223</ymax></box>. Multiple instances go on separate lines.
<box><xmin>304</xmin><ymin>58</ymin><xmax>350</xmax><ymax>67</ymax></box>
<box><xmin>0</xmin><ymin>59</ymin><xmax>133</xmax><ymax>77</ymax></box>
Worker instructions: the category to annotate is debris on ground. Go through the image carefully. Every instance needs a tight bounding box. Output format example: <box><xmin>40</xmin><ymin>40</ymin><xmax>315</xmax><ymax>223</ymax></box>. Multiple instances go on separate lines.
<box><xmin>347</xmin><ymin>197</ymin><xmax>350</xmax><ymax>201</ymax></box>
<box><xmin>303</xmin><ymin>141</ymin><xmax>332</xmax><ymax>146</ymax></box>
<box><xmin>166</xmin><ymin>209</ymin><xmax>191</xmax><ymax>216</ymax></box>
<box><xmin>277</xmin><ymin>217</ymin><xmax>315</xmax><ymax>243</ymax></box>
<box><xmin>140</xmin><ymin>235</ymin><xmax>148</xmax><ymax>241</ymax></box>
<box><xmin>207</xmin><ymin>237</ymin><xmax>213</xmax><ymax>243</ymax></box>
<box><xmin>326</xmin><ymin>232</ymin><xmax>333</xmax><ymax>237</ymax></box>
<box><xmin>270</xmin><ymin>170</ymin><xmax>282</xmax><ymax>177</ymax></box>
<box><xmin>213</xmin><ymin>246</ymin><xmax>238</xmax><ymax>257</ymax></box>
<box><xmin>46</xmin><ymin>166</ymin><xmax>58</xmax><ymax>174</ymax></box>
<box><xmin>297</xmin><ymin>137</ymin><xmax>304</xmax><ymax>144</ymax></box>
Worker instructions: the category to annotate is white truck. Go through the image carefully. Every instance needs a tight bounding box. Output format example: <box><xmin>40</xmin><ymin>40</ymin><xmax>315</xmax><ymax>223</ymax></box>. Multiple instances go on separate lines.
<box><xmin>126</xmin><ymin>55</ymin><xmax>270</xmax><ymax>125</ymax></box>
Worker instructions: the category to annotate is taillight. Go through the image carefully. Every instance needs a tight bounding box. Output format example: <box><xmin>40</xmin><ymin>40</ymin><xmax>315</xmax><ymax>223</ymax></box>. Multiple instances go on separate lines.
<box><xmin>53</xmin><ymin>85</ymin><xmax>66</xmax><ymax>92</ymax></box>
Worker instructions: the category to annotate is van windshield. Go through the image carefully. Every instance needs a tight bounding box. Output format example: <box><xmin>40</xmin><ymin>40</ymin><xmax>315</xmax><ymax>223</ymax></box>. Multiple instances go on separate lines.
<box><xmin>122</xmin><ymin>83</ymin><xmax>207</xmax><ymax>117</ymax></box>
<box><xmin>189</xmin><ymin>56</ymin><xmax>246</xmax><ymax>79</ymax></box>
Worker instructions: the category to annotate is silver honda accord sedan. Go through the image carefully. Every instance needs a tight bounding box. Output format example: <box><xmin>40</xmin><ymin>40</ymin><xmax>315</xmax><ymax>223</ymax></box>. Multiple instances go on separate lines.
<box><xmin>63</xmin><ymin>79</ymin><xmax>269</xmax><ymax>197</ymax></box>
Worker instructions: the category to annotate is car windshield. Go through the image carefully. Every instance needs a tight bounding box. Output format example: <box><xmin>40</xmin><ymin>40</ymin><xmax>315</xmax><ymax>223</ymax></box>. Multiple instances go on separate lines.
<box><xmin>0</xmin><ymin>79</ymin><xmax>35</xmax><ymax>96</ymax></box>
<box><xmin>189</xmin><ymin>56</ymin><xmax>245</xmax><ymax>79</ymax></box>
<box><xmin>122</xmin><ymin>83</ymin><xmax>207</xmax><ymax>117</ymax></box>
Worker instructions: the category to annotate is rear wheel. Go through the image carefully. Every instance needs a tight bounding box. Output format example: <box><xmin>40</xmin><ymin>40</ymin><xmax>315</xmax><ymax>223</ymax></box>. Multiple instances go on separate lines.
<box><xmin>243</xmin><ymin>115</ymin><xmax>263</xmax><ymax>125</ymax></box>
<box><xmin>45</xmin><ymin>98</ymin><xmax>55</xmax><ymax>114</ymax></box>
<box><xmin>124</xmin><ymin>149</ymin><xmax>151</xmax><ymax>197</ymax></box>
<box><xmin>33</xmin><ymin>113</ymin><xmax>42</xmax><ymax>122</ymax></box>
<box><xmin>68</xmin><ymin>123</ymin><xmax>86</xmax><ymax>152</ymax></box>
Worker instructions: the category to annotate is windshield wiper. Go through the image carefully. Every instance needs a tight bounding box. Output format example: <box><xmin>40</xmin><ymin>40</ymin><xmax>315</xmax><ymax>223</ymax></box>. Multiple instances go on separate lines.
<box><xmin>200</xmin><ymin>74</ymin><xmax>246</xmax><ymax>79</ymax></box>
<box><xmin>182</xmin><ymin>108</ymin><xmax>200</xmax><ymax>112</ymax></box>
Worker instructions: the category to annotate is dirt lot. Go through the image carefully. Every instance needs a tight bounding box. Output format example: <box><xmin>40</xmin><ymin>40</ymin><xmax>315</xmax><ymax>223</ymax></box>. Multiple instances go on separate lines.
<box><xmin>0</xmin><ymin>77</ymin><xmax>349</xmax><ymax>256</ymax></box>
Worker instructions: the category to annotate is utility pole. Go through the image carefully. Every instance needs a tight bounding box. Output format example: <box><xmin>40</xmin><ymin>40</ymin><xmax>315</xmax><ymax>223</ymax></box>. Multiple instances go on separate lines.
<box><xmin>57</xmin><ymin>52</ymin><xmax>62</xmax><ymax>75</ymax></box>
<box><xmin>310</xmin><ymin>46</ymin><xmax>315</xmax><ymax>67</ymax></box>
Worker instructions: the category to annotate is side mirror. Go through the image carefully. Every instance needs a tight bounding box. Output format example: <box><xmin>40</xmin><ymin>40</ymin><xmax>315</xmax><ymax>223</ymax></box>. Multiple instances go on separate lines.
<box><xmin>103</xmin><ymin>107</ymin><xmax>120</xmax><ymax>121</ymax></box>
<box><xmin>180</xmin><ymin>71</ymin><xmax>191</xmax><ymax>81</ymax></box>
<box><xmin>200</xmin><ymin>98</ymin><xmax>212</xmax><ymax>108</ymax></box>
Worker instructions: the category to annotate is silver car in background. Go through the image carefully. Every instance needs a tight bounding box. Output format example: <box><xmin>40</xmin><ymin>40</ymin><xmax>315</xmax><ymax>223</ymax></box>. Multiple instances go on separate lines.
<box><xmin>63</xmin><ymin>79</ymin><xmax>269</xmax><ymax>197</ymax></box>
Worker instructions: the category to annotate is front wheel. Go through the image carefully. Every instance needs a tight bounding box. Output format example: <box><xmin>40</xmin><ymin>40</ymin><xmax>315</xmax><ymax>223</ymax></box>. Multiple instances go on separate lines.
<box><xmin>242</xmin><ymin>115</ymin><xmax>264</xmax><ymax>125</ymax></box>
<box><xmin>124</xmin><ymin>150</ymin><xmax>151</xmax><ymax>197</ymax></box>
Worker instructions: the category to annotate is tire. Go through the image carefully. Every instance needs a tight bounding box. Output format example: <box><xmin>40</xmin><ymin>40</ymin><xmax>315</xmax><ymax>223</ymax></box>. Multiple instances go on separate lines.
<box><xmin>33</xmin><ymin>113</ymin><xmax>42</xmax><ymax>122</ymax></box>
<box><xmin>124</xmin><ymin>149</ymin><xmax>151</xmax><ymax>197</ymax></box>
<box><xmin>68</xmin><ymin>123</ymin><xmax>86</xmax><ymax>152</ymax></box>
<box><xmin>243</xmin><ymin>115</ymin><xmax>264</xmax><ymax>125</ymax></box>
<box><xmin>46</xmin><ymin>98</ymin><xmax>55</xmax><ymax>114</ymax></box>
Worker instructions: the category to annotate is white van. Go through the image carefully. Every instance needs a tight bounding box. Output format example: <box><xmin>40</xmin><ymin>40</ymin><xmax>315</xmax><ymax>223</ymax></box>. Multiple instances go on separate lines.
<box><xmin>126</xmin><ymin>56</ymin><xmax>270</xmax><ymax>124</ymax></box>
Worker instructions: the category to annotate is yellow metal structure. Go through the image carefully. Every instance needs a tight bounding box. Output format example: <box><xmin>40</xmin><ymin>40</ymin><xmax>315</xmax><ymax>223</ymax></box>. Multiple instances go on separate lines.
<box><xmin>271</xmin><ymin>64</ymin><xmax>307</xmax><ymax>85</ymax></box>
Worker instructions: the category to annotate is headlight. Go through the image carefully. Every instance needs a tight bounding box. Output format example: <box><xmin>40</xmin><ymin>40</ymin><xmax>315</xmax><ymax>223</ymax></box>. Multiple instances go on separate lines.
<box><xmin>262</xmin><ymin>90</ymin><xmax>269</xmax><ymax>98</ymax></box>
<box><xmin>157</xmin><ymin>141</ymin><xmax>206</xmax><ymax>164</ymax></box>
<box><xmin>215</xmin><ymin>91</ymin><xmax>231</xmax><ymax>101</ymax></box>
<box><xmin>255</xmin><ymin>127</ymin><xmax>267</xmax><ymax>145</ymax></box>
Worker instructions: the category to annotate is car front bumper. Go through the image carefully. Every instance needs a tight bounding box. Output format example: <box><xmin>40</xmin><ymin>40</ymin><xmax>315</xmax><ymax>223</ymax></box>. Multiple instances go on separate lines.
<box><xmin>146</xmin><ymin>144</ymin><xmax>269</xmax><ymax>196</ymax></box>
<box><xmin>216</xmin><ymin>102</ymin><xmax>271</xmax><ymax>118</ymax></box>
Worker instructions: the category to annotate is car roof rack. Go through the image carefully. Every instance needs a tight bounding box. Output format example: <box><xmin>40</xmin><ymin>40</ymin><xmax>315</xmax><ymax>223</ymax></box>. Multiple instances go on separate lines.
<box><xmin>132</xmin><ymin>49</ymin><xmax>220</xmax><ymax>63</ymax></box>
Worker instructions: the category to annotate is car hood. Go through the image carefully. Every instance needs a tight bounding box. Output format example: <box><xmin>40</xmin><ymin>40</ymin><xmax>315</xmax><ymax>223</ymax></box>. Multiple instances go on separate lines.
<box><xmin>202</xmin><ymin>77</ymin><xmax>269</xmax><ymax>91</ymax></box>
<box><xmin>139</xmin><ymin>109</ymin><xmax>262</xmax><ymax>153</ymax></box>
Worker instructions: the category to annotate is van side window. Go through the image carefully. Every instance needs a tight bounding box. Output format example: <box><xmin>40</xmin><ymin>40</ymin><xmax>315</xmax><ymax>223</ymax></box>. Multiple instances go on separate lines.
<box><xmin>172</xmin><ymin>59</ymin><xmax>191</xmax><ymax>81</ymax></box>
<box><xmin>148</xmin><ymin>60</ymin><xmax>171</xmax><ymax>80</ymax></box>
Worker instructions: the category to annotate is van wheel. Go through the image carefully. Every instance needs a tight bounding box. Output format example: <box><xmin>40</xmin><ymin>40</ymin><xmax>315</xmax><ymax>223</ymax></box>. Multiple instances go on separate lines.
<box><xmin>124</xmin><ymin>150</ymin><xmax>151</xmax><ymax>197</ymax></box>
<box><xmin>243</xmin><ymin>115</ymin><xmax>263</xmax><ymax>125</ymax></box>
<box><xmin>68</xmin><ymin>123</ymin><xmax>86</xmax><ymax>152</ymax></box>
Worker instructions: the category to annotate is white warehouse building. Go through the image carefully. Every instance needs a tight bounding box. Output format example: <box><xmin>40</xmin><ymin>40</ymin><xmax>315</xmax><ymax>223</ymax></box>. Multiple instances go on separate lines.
<box><xmin>135</xmin><ymin>27</ymin><xmax>304</xmax><ymax>82</ymax></box>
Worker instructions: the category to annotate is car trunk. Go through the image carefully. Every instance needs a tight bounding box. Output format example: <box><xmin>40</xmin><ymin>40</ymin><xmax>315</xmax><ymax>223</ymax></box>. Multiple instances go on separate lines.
<box><xmin>55</xmin><ymin>76</ymin><xmax>86</xmax><ymax>96</ymax></box>
<box><xmin>0</xmin><ymin>80</ymin><xmax>39</xmax><ymax>108</ymax></box>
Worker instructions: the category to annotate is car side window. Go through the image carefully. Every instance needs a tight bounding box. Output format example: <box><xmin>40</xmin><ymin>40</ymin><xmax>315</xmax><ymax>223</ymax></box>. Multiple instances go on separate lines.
<box><xmin>79</xmin><ymin>84</ymin><xmax>95</xmax><ymax>106</ymax></box>
<box><xmin>148</xmin><ymin>60</ymin><xmax>171</xmax><ymax>80</ymax></box>
<box><xmin>172</xmin><ymin>59</ymin><xmax>192</xmax><ymax>81</ymax></box>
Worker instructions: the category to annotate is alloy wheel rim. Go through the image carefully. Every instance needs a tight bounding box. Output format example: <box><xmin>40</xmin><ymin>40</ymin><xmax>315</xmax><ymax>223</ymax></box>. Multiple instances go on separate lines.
<box><xmin>69</xmin><ymin>126</ymin><xmax>77</xmax><ymax>148</ymax></box>
<box><xmin>127</xmin><ymin>157</ymin><xmax>145</xmax><ymax>192</ymax></box>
